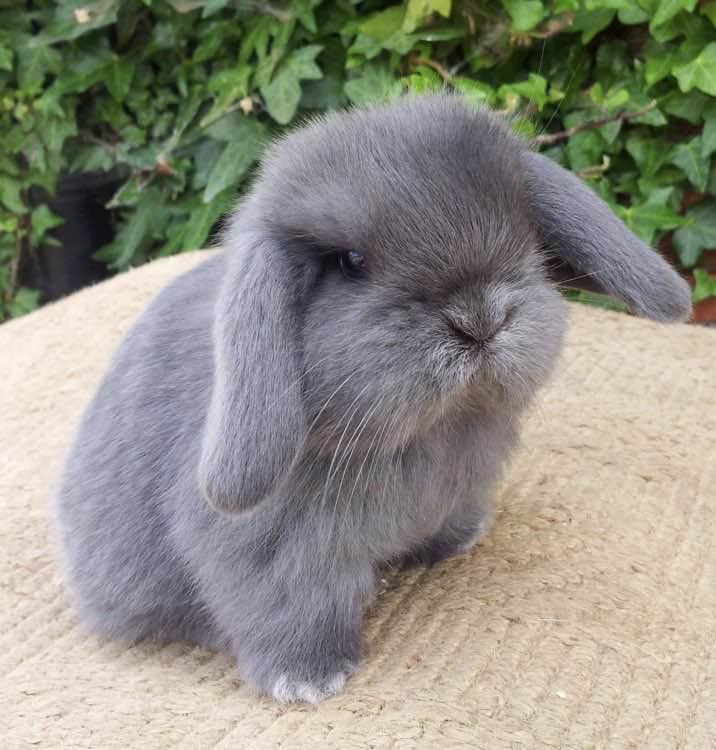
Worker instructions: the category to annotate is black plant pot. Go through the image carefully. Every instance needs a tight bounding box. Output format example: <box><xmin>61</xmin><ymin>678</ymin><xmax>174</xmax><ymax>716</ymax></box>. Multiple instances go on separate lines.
<box><xmin>30</xmin><ymin>172</ymin><xmax>121</xmax><ymax>303</ymax></box>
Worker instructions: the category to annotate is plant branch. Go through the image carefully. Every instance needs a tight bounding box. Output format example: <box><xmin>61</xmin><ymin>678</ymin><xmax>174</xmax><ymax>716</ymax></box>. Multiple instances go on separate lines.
<box><xmin>80</xmin><ymin>131</ymin><xmax>121</xmax><ymax>153</ymax></box>
<box><xmin>6</xmin><ymin>214</ymin><xmax>28</xmax><ymax>305</ymax></box>
<box><xmin>576</xmin><ymin>156</ymin><xmax>611</xmax><ymax>179</ymax></box>
<box><xmin>530</xmin><ymin>13</ymin><xmax>575</xmax><ymax>39</ymax></box>
<box><xmin>531</xmin><ymin>100</ymin><xmax>657</xmax><ymax>146</ymax></box>
<box><xmin>409</xmin><ymin>56</ymin><xmax>452</xmax><ymax>83</ymax></box>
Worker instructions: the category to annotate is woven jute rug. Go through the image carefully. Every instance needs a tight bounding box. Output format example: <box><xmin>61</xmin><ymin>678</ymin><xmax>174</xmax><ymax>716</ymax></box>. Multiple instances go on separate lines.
<box><xmin>1</xmin><ymin>251</ymin><xmax>714</xmax><ymax>750</ymax></box>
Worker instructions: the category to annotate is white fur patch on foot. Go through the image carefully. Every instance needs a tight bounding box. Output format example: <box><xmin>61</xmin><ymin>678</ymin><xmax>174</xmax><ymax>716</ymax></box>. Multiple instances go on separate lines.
<box><xmin>271</xmin><ymin>670</ymin><xmax>348</xmax><ymax>704</ymax></box>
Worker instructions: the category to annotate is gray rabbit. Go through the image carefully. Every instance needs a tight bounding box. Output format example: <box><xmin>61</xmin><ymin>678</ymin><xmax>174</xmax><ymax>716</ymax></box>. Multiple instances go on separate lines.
<box><xmin>54</xmin><ymin>93</ymin><xmax>691</xmax><ymax>703</ymax></box>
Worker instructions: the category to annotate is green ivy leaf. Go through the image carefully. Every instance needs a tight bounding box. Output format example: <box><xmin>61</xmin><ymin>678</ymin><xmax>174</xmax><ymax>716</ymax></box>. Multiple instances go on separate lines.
<box><xmin>201</xmin><ymin>66</ymin><xmax>253</xmax><ymax>126</ymax></box>
<box><xmin>165</xmin><ymin>0</ymin><xmax>206</xmax><ymax>11</ymax></box>
<box><xmin>203</xmin><ymin>111</ymin><xmax>245</xmax><ymax>143</ymax></box>
<box><xmin>8</xmin><ymin>287</ymin><xmax>40</xmax><ymax>318</ymax></box>
<box><xmin>669</xmin><ymin>136</ymin><xmax>710</xmax><ymax>191</ymax></box>
<box><xmin>563</xmin><ymin>112</ymin><xmax>609</xmax><ymax>171</ymax></box>
<box><xmin>201</xmin><ymin>0</ymin><xmax>230</xmax><ymax>15</ymax></box>
<box><xmin>703</xmin><ymin>104</ymin><xmax>716</xmax><ymax>157</ymax></box>
<box><xmin>502</xmin><ymin>0</ymin><xmax>545</xmax><ymax>31</ymax></box>
<box><xmin>182</xmin><ymin>197</ymin><xmax>227</xmax><ymax>250</ymax></box>
<box><xmin>359</xmin><ymin>7</ymin><xmax>405</xmax><ymax>39</ymax></box>
<box><xmin>0</xmin><ymin>42</ymin><xmax>13</xmax><ymax>72</ymax></box>
<box><xmin>351</xmin><ymin>6</ymin><xmax>420</xmax><ymax>55</ymax></box>
<box><xmin>617</xmin><ymin>188</ymin><xmax>686</xmax><ymax>244</ymax></box>
<box><xmin>284</xmin><ymin>45</ymin><xmax>324</xmax><ymax>80</ymax></box>
<box><xmin>193</xmin><ymin>20</ymin><xmax>238</xmax><ymax>62</ymax></box>
<box><xmin>451</xmin><ymin>77</ymin><xmax>497</xmax><ymax>106</ymax></box>
<box><xmin>296</xmin><ymin>9</ymin><xmax>318</xmax><ymax>34</ymax></box>
<box><xmin>642</xmin><ymin>40</ymin><xmax>678</xmax><ymax>87</ymax></box>
<box><xmin>412</xmin><ymin>25</ymin><xmax>465</xmax><ymax>42</ymax></box>
<box><xmin>162</xmin><ymin>196</ymin><xmax>228</xmax><ymax>255</ymax></box>
<box><xmin>95</xmin><ymin>193</ymin><xmax>169</xmax><ymax>269</ymax></box>
<box><xmin>626</xmin><ymin>91</ymin><xmax>668</xmax><ymax>126</ymax></box>
<box><xmin>673</xmin><ymin>202</ymin><xmax>716</xmax><ymax>266</ymax></box>
<box><xmin>672</xmin><ymin>42</ymin><xmax>716</xmax><ymax>96</ymax></box>
<box><xmin>637</xmin><ymin>165</ymin><xmax>687</xmax><ymax>195</ymax></box>
<box><xmin>649</xmin><ymin>7</ymin><xmax>712</xmax><ymax>43</ymax></box>
<box><xmin>21</xmin><ymin>132</ymin><xmax>46</xmax><ymax>173</ymax></box>
<box><xmin>0</xmin><ymin>215</ymin><xmax>18</xmax><ymax>234</ymax></box>
<box><xmin>347</xmin><ymin>33</ymin><xmax>387</xmax><ymax>61</ymax></box>
<box><xmin>598</xmin><ymin>120</ymin><xmax>621</xmax><ymax>144</ymax></box>
<box><xmin>566</xmin><ymin>130</ymin><xmax>608</xmax><ymax>171</ymax></box>
<box><xmin>107</xmin><ymin>176</ymin><xmax>148</xmax><ymax>210</ymax></box>
<box><xmin>651</xmin><ymin>0</ymin><xmax>698</xmax><ymax>29</ymax></box>
<box><xmin>692</xmin><ymin>268</ymin><xmax>716</xmax><ymax>301</ymax></box>
<box><xmin>30</xmin><ymin>0</ymin><xmax>120</xmax><ymax>45</ymax></box>
<box><xmin>106</xmin><ymin>57</ymin><xmax>135</xmax><ymax>102</ymax></box>
<box><xmin>702</xmin><ymin>1</ymin><xmax>716</xmax><ymax>26</ymax></box>
<box><xmin>260</xmin><ymin>45</ymin><xmax>323</xmax><ymax>124</ymax></box>
<box><xmin>403</xmin><ymin>0</ymin><xmax>451</xmax><ymax>33</ymax></box>
<box><xmin>68</xmin><ymin>143</ymin><xmax>115</xmax><ymax>173</ymax></box>
<box><xmin>618</xmin><ymin>5</ymin><xmax>649</xmax><ymax>25</ymax></box>
<box><xmin>553</xmin><ymin>0</ymin><xmax>579</xmax><ymax>10</ymax></box>
<box><xmin>570</xmin><ymin>9</ymin><xmax>616</xmax><ymax>43</ymax></box>
<box><xmin>30</xmin><ymin>205</ymin><xmax>64</xmax><ymax>244</ymax></box>
<box><xmin>0</xmin><ymin>179</ymin><xmax>25</xmax><ymax>214</ymax></box>
<box><xmin>625</xmin><ymin>135</ymin><xmax>670</xmax><ymax>177</ymax></box>
<box><xmin>345</xmin><ymin>65</ymin><xmax>399</xmax><ymax>106</ymax></box>
<box><xmin>261</xmin><ymin>71</ymin><xmax>302</xmax><ymax>125</ymax></box>
<box><xmin>38</xmin><ymin>117</ymin><xmax>77</xmax><ymax>153</ymax></box>
<box><xmin>16</xmin><ymin>44</ymin><xmax>62</xmax><ymax>90</ymax></box>
<box><xmin>203</xmin><ymin>118</ymin><xmax>266</xmax><ymax>202</ymax></box>
<box><xmin>0</xmin><ymin>152</ymin><xmax>19</xmax><ymax>177</ymax></box>
<box><xmin>52</xmin><ymin>44</ymin><xmax>115</xmax><ymax>95</ymax></box>
<box><xmin>659</xmin><ymin>89</ymin><xmax>708</xmax><ymax>124</ymax></box>
<box><xmin>500</xmin><ymin>73</ymin><xmax>548</xmax><ymax>109</ymax></box>
<box><xmin>401</xmin><ymin>65</ymin><xmax>443</xmax><ymax>93</ymax></box>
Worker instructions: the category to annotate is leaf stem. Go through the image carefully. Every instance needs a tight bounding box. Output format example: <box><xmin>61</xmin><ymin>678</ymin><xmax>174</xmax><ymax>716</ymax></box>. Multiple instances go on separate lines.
<box><xmin>409</xmin><ymin>56</ymin><xmax>452</xmax><ymax>83</ymax></box>
<box><xmin>531</xmin><ymin>100</ymin><xmax>658</xmax><ymax>146</ymax></box>
<box><xmin>6</xmin><ymin>212</ymin><xmax>28</xmax><ymax>305</ymax></box>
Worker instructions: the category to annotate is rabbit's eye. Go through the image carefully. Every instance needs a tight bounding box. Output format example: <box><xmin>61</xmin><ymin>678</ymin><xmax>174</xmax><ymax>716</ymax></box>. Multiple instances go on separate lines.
<box><xmin>339</xmin><ymin>250</ymin><xmax>366</xmax><ymax>279</ymax></box>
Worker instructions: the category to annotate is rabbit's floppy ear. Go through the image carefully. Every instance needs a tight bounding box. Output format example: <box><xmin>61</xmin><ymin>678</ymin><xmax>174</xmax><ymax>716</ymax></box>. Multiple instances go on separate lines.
<box><xmin>198</xmin><ymin>231</ymin><xmax>305</xmax><ymax>514</ymax></box>
<box><xmin>524</xmin><ymin>151</ymin><xmax>692</xmax><ymax>322</ymax></box>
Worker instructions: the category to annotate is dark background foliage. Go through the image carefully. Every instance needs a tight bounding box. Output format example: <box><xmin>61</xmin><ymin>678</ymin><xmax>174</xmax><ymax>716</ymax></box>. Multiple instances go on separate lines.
<box><xmin>2</xmin><ymin>0</ymin><xmax>716</xmax><ymax>322</ymax></box>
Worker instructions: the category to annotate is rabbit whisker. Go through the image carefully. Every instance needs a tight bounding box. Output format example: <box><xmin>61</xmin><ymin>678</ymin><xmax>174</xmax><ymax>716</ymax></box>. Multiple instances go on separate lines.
<box><xmin>362</xmin><ymin>401</ymin><xmax>397</xmax><ymax>497</ymax></box>
<box><xmin>261</xmin><ymin>353</ymin><xmax>334</xmax><ymax>416</ymax></box>
<box><xmin>554</xmin><ymin>269</ymin><xmax>606</xmax><ymax>288</ymax></box>
<box><xmin>330</xmin><ymin>394</ymin><xmax>386</xmax><ymax>532</ymax></box>
<box><xmin>304</xmin><ymin>371</ymin><xmax>357</xmax><ymax>444</ymax></box>
<box><xmin>299</xmin><ymin>374</ymin><xmax>361</xmax><ymax>500</ymax></box>
<box><xmin>345</xmin><ymin>394</ymin><xmax>389</xmax><ymax>509</ymax></box>
<box><xmin>319</xmin><ymin>383</ymin><xmax>372</xmax><ymax>510</ymax></box>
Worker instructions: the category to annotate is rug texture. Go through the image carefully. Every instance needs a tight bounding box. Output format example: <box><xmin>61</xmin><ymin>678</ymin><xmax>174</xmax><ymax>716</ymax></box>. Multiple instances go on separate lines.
<box><xmin>1</xmin><ymin>251</ymin><xmax>714</xmax><ymax>750</ymax></box>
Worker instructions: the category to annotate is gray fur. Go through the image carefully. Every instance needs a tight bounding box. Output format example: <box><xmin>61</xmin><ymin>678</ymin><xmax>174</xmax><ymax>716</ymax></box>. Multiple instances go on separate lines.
<box><xmin>525</xmin><ymin>151</ymin><xmax>692</xmax><ymax>321</ymax></box>
<box><xmin>54</xmin><ymin>93</ymin><xmax>690</xmax><ymax>703</ymax></box>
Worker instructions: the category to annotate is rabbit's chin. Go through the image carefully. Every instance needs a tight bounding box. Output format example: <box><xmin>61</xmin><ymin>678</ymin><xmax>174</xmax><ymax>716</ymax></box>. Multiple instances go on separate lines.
<box><xmin>435</xmin><ymin>351</ymin><xmax>541</xmax><ymax>417</ymax></box>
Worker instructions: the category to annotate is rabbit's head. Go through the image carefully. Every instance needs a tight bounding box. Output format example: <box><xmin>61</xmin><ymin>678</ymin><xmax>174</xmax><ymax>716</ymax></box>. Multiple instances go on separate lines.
<box><xmin>199</xmin><ymin>94</ymin><xmax>692</xmax><ymax>514</ymax></box>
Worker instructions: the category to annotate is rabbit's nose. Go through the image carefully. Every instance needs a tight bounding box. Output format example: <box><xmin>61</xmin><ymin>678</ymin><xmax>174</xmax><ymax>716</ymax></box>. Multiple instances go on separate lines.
<box><xmin>445</xmin><ymin>315</ymin><xmax>499</xmax><ymax>349</ymax></box>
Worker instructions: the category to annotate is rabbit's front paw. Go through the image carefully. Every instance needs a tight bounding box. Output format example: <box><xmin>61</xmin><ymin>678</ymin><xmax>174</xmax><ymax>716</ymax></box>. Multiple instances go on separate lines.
<box><xmin>270</xmin><ymin>664</ymin><xmax>355</xmax><ymax>704</ymax></box>
<box><xmin>456</xmin><ymin>512</ymin><xmax>495</xmax><ymax>553</ymax></box>
<box><xmin>396</xmin><ymin>507</ymin><xmax>495</xmax><ymax>569</ymax></box>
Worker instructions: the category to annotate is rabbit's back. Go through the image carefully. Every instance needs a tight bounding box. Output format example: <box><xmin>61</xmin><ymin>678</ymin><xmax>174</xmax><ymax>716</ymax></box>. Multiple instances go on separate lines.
<box><xmin>55</xmin><ymin>253</ymin><xmax>225</xmax><ymax>643</ymax></box>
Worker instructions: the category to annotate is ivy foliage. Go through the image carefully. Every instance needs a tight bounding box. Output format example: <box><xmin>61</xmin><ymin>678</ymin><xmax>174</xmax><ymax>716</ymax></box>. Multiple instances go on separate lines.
<box><xmin>1</xmin><ymin>0</ymin><xmax>716</xmax><ymax>320</ymax></box>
